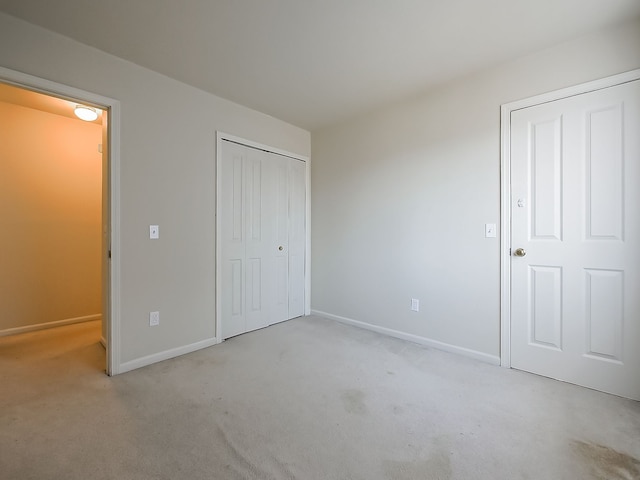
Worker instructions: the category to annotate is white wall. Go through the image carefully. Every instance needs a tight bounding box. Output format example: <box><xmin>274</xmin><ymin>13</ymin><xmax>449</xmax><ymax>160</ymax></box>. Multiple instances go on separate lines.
<box><xmin>311</xmin><ymin>19</ymin><xmax>640</xmax><ymax>361</ymax></box>
<box><xmin>0</xmin><ymin>13</ymin><xmax>310</xmax><ymax>367</ymax></box>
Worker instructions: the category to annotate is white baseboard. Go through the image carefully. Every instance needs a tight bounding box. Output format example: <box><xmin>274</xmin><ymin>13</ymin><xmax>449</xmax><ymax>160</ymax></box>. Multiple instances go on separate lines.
<box><xmin>118</xmin><ymin>337</ymin><xmax>220</xmax><ymax>374</ymax></box>
<box><xmin>0</xmin><ymin>314</ymin><xmax>101</xmax><ymax>337</ymax></box>
<box><xmin>311</xmin><ymin>309</ymin><xmax>501</xmax><ymax>366</ymax></box>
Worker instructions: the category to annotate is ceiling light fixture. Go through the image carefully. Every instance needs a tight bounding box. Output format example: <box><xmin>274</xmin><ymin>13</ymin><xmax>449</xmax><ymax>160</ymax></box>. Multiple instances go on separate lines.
<box><xmin>74</xmin><ymin>105</ymin><xmax>98</xmax><ymax>121</ymax></box>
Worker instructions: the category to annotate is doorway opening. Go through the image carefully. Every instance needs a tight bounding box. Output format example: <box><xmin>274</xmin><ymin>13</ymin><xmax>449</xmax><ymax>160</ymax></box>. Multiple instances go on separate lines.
<box><xmin>0</xmin><ymin>67</ymin><xmax>121</xmax><ymax>375</ymax></box>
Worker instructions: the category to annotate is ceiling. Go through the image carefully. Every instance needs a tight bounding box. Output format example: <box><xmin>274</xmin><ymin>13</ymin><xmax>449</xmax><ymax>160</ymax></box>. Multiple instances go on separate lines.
<box><xmin>0</xmin><ymin>82</ymin><xmax>103</xmax><ymax>124</ymax></box>
<box><xmin>1</xmin><ymin>0</ymin><xmax>638</xmax><ymax>130</ymax></box>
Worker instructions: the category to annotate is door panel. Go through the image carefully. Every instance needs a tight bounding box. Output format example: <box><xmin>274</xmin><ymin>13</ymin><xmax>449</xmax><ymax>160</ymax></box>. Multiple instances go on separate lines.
<box><xmin>510</xmin><ymin>79</ymin><xmax>640</xmax><ymax>400</ymax></box>
<box><xmin>530</xmin><ymin>116</ymin><xmax>562</xmax><ymax>241</ymax></box>
<box><xmin>529</xmin><ymin>265</ymin><xmax>563</xmax><ymax>350</ymax></box>
<box><xmin>245</xmin><ymin>154</ymin><xmax>268</xmax><ymax>333</ymax></box>
<box><xmin>584</xmin><ymin>268</ymin><xmax>623</xmax><ymax>361</ymax></box>
<box><xmin>288</xmin><ymin>159</ymin><xmax>306</xmax><ymax>319</ymax></box>
<box><xmin>271</xmin><ymin>152</ymin><xmax>290</xmax><ymax>324</ymax></box>
<box><xmin>221</xmin><ymin>144</ymin><xmax>248</xmax><ymax>338</ymax></box>
<box><xmin>586</xmin><ymin>104</ymin><xmax>624</xmax><ymax>240</ymax></box>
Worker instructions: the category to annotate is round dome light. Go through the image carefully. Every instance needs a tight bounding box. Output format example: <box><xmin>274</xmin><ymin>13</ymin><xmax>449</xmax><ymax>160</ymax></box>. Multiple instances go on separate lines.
<box><xmin>74</xmin><ymin>105</ymin><xmax>98</xmax><ymax>121</ymax></box>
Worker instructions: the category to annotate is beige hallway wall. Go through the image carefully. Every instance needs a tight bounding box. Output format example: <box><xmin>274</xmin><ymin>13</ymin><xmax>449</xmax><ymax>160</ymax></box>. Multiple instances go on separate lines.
<box><xmin>0</xmin><ymin>101</ymin><xmax>102</xmax><ymax>331</ymax></box>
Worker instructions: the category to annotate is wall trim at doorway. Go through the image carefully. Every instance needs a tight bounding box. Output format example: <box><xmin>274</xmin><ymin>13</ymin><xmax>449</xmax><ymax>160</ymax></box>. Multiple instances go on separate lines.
<box><xmin>311</xmin><ymin>309</ymin><xmax>501</xmax><ymax>365</ymax></box>
<box><xmin>215</xmin><ymin>131</ymin><xmax>311</xmax><ymax>343</ymax></box>
<box><xmin>0</xmin><ymin>66</ymin><xmax>122</xmax><ymax>376</ymax></box>
<box><xmin>0</xmin><ymin>314</ymin><xmax>101</xmax><ymax>337</ymax></box>
<box><xmin>118</xmin><ymin>337</ymin><xmax>219</xmax><ymax>374</ymax></box>
<box><xmin>499</xmin><ymin>68</ymin><xmax>640</xmax><ymax>369</ymax></box>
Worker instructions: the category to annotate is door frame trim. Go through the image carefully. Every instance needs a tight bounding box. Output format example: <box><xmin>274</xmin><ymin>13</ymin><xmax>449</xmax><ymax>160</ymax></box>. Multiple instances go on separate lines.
<box><xmin>0</xmin><ymin>66</ymin><xmax>122</xmax><ymax>375</ymax></box>
<box><xmin>499</xmin><ymin>68</ymin><xmax>640</xmax><ymax>368</ymax></box>
<box><xmin>215</xmin><ymin>131</ymin><xmax>311</xmax><ymax>342</ymax></box>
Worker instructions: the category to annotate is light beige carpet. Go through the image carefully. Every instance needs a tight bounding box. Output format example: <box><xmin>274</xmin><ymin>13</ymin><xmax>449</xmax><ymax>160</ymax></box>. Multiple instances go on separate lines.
<box><xmin>1</xmin><ymin>317</ymin><xmax>639</xmax><ymax>479</ymax></box>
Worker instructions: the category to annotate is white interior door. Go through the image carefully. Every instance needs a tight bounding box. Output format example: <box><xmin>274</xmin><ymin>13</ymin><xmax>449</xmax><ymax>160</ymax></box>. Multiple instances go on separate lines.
<box><xmin>220</xmin><ymin>140</ymin><xmax>306</xmax><ymax>339</ymax></box>
<box><xmin>510</xmin><ymin>79</ymin><xmax>640</xmax><ymax>400</ymax></box>
<box><xmin>101</xmin><ymin>113</ymin><xmax>110</xmax><ymax>347</ymax></box>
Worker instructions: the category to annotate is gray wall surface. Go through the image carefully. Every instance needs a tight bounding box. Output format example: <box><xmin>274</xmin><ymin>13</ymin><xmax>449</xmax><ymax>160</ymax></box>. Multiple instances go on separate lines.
<box><xmin>311</xmin><ymin>19</ymin><xmax>640</xmax><ymax>360</ymax></box>
<box><xmin>0</xmin><ymin>12</ymin><xmax>310</xmax><ymax>368</ymax></box>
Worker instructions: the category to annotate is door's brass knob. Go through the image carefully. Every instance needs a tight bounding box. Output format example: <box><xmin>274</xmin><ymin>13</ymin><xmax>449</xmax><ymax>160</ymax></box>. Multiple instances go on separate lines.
<box><xmin>278</xmin><ymin>246</ymin><xmax>284</xmax><ymax>251</ymax></box>
<box><xmin>514</xmin><ymin>248</ymin><xmax>526</xmax><ymax>257</ymax></box>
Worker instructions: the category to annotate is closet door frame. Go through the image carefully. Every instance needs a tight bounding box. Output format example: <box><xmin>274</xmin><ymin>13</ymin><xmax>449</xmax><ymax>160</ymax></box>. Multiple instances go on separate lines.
<box><xmin>215</xmin><ymin>132</ymin><xmax>310</xmax><ymax>342</ymax></box>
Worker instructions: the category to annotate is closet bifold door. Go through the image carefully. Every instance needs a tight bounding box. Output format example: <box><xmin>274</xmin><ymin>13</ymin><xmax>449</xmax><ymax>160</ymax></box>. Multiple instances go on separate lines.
<box><xmin>220</xmin><ymin>141</ymin><xmax>306</xmax><ymax>339</ymax></box>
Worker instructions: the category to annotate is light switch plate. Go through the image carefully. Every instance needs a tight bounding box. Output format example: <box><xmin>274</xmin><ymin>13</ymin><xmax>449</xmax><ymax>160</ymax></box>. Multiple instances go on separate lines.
<box><xmin>149</xmin><ymin>311</ymin><xmax>160</xmax><ymax>326</ymax></box>
<box><xmin>485</xmin><ymin>223</ymin><xmax>496</xmax><ymax>238</ymax></box>
<box><xmin>411</xmin><ymin>298</ymin><xmax>419</xmax><ymax>312</ymax></box>
<box><xmin>150</xmin><ymin>225</ymin><xmax>159</xmax><ymax>239</ymax></box>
